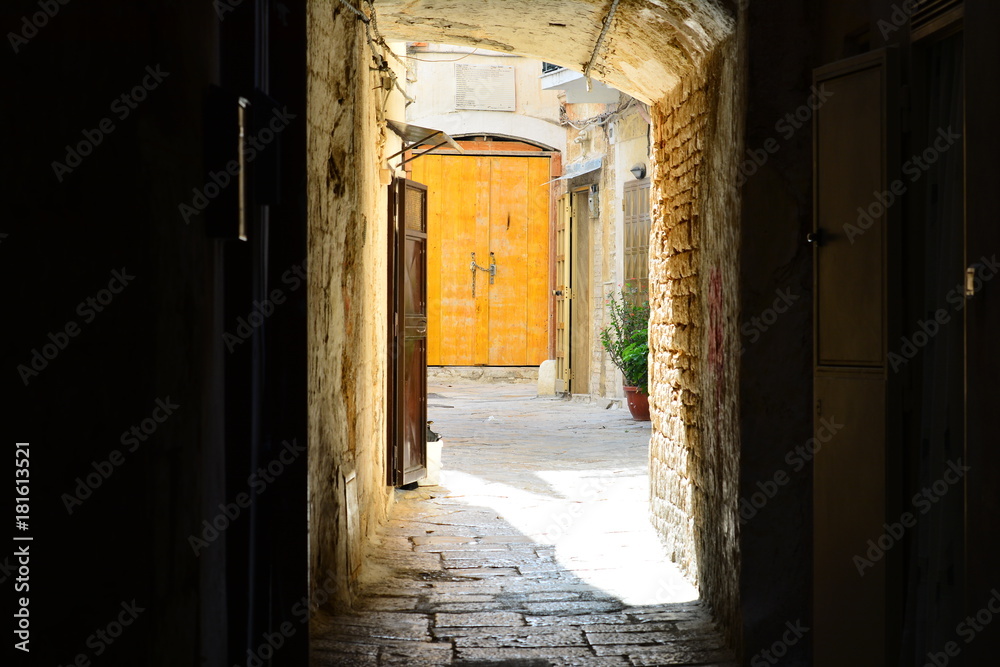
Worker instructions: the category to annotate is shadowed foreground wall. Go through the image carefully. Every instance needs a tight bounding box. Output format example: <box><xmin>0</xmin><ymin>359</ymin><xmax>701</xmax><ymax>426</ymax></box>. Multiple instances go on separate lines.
<box><xmin>307</xmin><ymin>1</ymin><xmax>392</xmax><ymax>607</ymax></box>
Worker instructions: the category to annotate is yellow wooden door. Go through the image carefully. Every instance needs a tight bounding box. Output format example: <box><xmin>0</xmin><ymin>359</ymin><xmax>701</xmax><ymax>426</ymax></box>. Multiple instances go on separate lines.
<box><xmin>411</xmin><ymin>154</ymin><xmax>550</xmax><ymax>366</ymax></box>
<box><xmin>554</xmin><ymin>193</ymin><xmax>571</xmax><ymax>392</ymax></box>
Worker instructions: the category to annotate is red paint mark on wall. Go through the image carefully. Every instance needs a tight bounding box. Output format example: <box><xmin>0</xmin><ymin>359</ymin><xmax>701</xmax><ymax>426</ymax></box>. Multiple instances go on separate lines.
<box><xmin>708</xmin><ymin>268</ymin><xmax>725</xmax><ymax>409</ymax></box>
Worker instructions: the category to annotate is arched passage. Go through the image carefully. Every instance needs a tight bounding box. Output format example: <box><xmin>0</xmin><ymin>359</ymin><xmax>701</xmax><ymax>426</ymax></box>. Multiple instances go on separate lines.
<box><xmin>374</xmin><ymin>0</ymin><xmax>734</xmax><ymax>103</ymax></box>
<box><xmin>307</xmin><ymin>0</ymin><xmax>746</xmax><ymax>649</ymax></box>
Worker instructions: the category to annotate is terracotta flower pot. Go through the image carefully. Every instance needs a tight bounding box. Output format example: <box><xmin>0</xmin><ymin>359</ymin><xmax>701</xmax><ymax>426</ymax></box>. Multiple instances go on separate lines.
<box><xmin>623</xmin><ymin>386</ymin><xmax>650</xmax><ymax>421</ymax></box>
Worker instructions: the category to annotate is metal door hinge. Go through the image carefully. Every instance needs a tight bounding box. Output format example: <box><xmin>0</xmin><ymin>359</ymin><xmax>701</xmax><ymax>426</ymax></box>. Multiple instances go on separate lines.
<box><xmin>564</xmin><ymin>369</ymin><xmax>574</xmax><ymax>380</ymax></box>
<box><xmin>966</xmin><ymin>263</ymin><xmax>986</xmax><ymax>298</ymax></box>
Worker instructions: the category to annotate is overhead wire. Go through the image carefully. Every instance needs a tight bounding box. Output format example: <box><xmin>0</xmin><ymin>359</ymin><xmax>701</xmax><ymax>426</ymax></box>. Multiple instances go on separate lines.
<box><xmin>339</xmin><ymin>0</ymin><xmax>416</xmax><ymax>110</ymax></box>
<box><xmin>561</xmin><ymin>96</ymin><xmax>637</xmax><ymax>131</ymax></box>
<box><xmin>336</xmin><ymin>0</ymin><xmax>369</xmax><ymax>22</ymax></box>
<box><xmin>401</xmin><ymin>48</ymin><xmax>481</xmax><ymax>63</ymax></box>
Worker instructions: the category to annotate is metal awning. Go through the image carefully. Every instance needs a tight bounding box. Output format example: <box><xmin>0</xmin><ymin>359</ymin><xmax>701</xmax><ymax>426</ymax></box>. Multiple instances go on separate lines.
<box><xmin>386</xmin><ymin>120</ymin><xmax>464</xmax><ymax>167</ymax></box>
<box><xmin>542</xmin><ymin>156</ymin><xmax>603</xmax><ymax>185</ymax></box>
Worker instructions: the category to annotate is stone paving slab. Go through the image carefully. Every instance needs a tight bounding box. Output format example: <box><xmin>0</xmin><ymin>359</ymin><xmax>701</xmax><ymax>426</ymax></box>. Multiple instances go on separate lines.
<box><xmin>525</xmin><ymin>614</ymin><xmax>632</xmax><ymax>627</ymax></box>
<box><xmin>311</xmin><ymin>384</ymin><xmax>736</xmax><ymax>667</ymax></box>
<box><xmin>455</xmin><ymin>647</ymin><xmax>595</xmax><ymax>662</ymax></box>
<box><xmin>451</xmin><ymin>628</ymin><xmax>587</xmax><ymax>648</ymax></box>
<box><xmin>436</xmin><ymin>611</ymin><xmax>527</xmax><ymax>627</ymax></box>
<box><xmin>432</xmin><ymin>625</ymin><xmax>586</xmax><ymax>639</ymax></box>
<box><xmin>585</xmin><ymin>631</ymin><xmax>725</xmax><ymax>648</ymax></box>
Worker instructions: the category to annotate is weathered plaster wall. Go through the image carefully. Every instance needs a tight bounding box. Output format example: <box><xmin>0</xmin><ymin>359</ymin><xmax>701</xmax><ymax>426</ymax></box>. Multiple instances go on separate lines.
<box><xmin>405</xmin><ymin>45</ymin><xmax>562</xmax><ymax>124</ymax></box>
<box><xmin>307</xmin><ymin>1</ymin><xmax>393</xmax><ymax>606</ymax></box>
<box><xmin>647</xmin><ymin>20</ymin><xmax>745</xmax><ymax>650</ymax></box>
<box><xmin>404</xmin><ymin>46</ymin><xmax>567</xmax><ymax>152</ymax></box>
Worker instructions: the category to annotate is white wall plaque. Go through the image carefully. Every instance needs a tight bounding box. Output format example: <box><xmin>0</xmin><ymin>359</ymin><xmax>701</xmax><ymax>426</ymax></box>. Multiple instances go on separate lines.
<box><xmin>455</xmin><ymin>64</ymin><xmax>516</xmax><ymax>111</ymax></box>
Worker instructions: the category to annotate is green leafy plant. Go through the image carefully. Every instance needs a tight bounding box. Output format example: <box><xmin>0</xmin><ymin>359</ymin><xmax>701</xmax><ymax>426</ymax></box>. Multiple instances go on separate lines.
<box><xmin>599</xmin><ymin>284</ymin><xmax>650</xmax><ymax>393</ymax></box>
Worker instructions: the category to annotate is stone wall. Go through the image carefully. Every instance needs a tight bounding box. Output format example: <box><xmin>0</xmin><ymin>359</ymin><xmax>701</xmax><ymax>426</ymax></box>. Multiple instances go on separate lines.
<box><xmin>648</xmin><ymin>21</ymin><xmax>745</xmax><ymax>651</ymax></box>
<box><xmin>307</xmin><ymin>1</ymin><xmax>393</xmax><ymax>607</ymax></box>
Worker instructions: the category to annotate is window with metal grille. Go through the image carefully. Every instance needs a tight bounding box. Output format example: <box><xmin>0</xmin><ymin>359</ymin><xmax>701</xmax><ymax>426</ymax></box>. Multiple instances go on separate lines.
<box><xmin>405</xmin><ymin>184</ymin><xmax>425</xmax><ymax>232</ymax></box>
<box><xmin>623</xmin><ymin>179</ymin><xmax>651</xmax><ymax>298</ymax></box>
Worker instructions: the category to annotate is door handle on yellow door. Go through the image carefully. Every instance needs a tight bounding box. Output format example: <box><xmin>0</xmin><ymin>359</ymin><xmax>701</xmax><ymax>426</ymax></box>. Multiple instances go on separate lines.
<box><xmin>489</xmin><ymin>252</ymin><xmax>497</xmax><ymax>284</ymax></box>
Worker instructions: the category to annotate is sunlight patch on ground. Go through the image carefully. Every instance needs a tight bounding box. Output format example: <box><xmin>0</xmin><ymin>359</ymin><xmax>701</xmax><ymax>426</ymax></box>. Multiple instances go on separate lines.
<box><xmin>441</xmin><ymin>468</ymin><xmax>698</xmax><ymax>606</ymax></box>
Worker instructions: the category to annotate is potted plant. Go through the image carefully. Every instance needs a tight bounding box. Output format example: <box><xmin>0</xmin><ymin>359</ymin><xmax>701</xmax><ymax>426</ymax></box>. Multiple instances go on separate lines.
<box><xmin>600</xmin><ymin>284</ymin><xmax>651</xmax><ymax>420</ymax></box>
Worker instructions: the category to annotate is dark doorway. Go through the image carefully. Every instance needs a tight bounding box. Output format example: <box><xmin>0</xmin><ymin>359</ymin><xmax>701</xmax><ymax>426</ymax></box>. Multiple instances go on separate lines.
<box><xmin>900</xmin><ymin>26</ymin><xmax>966</xmax><ymax>663</ymax></box>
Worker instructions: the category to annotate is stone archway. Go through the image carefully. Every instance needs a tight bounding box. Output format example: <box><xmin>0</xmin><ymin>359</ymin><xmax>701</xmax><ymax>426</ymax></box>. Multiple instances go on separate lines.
<box><xmin>374</xmin><ymin>0</ymin><xmax>734</xmax><ymax>103</ymax></box>
<box><xmin>307</xmin><ymin>0</ymin><xmax>746</xmax><ymax>649</ymax></box>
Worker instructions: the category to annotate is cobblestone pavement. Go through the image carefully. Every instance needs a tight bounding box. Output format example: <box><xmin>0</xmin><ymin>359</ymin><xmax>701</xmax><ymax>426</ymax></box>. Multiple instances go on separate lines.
<box><xmin>311</xmin><ymin>383</ymin><xmax>736</xmax><ymax>666</ymax></box>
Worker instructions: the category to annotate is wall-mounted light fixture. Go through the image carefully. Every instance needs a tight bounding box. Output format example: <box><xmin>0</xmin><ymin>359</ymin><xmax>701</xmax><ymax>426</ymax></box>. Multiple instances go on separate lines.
<box><xmin>630</xmin><ymin>163</ymin><xmax>647</xmax><ymax>180</ymax></box>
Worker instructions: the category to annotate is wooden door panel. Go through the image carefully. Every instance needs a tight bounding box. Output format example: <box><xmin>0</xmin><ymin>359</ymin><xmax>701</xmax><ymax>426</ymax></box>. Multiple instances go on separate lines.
<box><xmin>387</xmin><ymin>178</ymin><xmax>428</xmax><ymax>486</ymax></box>
<box><xmin>816</xmin><ymin>65</ymin><xmax>885</xmax><ymax>367</ymax></box>
<box><xmin>472</xmin><ymin>157</ymin><xmax>492</xmax><ymax>365</ymax></box>
<box><xmin>488</xmin><ymin>156</ymin><xmax>530</xmax><ymax>366</ymax></box>
<box><xmin>813</xmin><ymin>374</ymin><xmax>886</xmax><ymax>665</ymax></box>
<box><xmin>413</xmin><ymin>155</ymin><xmax>491</xmax><ymax>366</ymax></box>
<box><xmin>554</xmin><ymin>194</ymin><xmax>571</xmax><ymax>392</ymax></box>
<box><xmin>401</xmin><ymin>333</ymin><xmax>426</xmax><ymax>484</ymax></box>
<box><xmin>526</xmin><ymin>158</ymin><xmax>552</xmax><ymax>366</ymax></box>
<box><xmin>401</xmin><ymin>183</ymin><xmax>428</xmax><ymax>484</ymax></box>
<box><xmin>414</xmin><ymin>155</ymin><xmax>444</xmax><ymax>366</ymax></box>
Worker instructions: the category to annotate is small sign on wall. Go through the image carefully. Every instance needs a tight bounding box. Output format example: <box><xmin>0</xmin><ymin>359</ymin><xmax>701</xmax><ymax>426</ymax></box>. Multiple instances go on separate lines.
<box><xmin>455</xmin><ymin>64</ymin><xmax>516</xmax><ymax>111</ymax></box>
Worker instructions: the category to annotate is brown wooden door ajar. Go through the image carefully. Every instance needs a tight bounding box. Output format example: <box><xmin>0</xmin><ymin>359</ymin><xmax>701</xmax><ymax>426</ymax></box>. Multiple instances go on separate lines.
<box><xmin>388</xmin><ymin>178</ymin><xmax>428</xmax><ymax>486</ymax></box>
